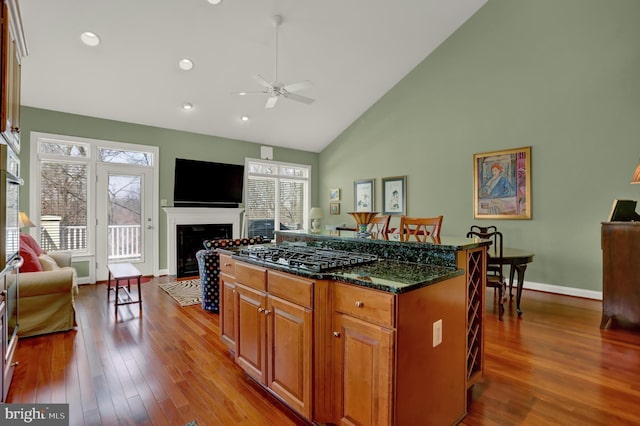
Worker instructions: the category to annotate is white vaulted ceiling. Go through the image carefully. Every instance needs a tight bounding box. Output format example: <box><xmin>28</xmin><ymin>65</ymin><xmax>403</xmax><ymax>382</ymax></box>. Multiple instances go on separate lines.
<box><xmin>19</xmin><ymin>0</ymin><xmax>486</xmax><ymax>152</ymax></box>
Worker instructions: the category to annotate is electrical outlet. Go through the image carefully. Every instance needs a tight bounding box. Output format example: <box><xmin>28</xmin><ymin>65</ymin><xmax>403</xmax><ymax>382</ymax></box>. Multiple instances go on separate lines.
<box><xmin>433</xmin><ymin>319</ymin><xmax>443</xmax><ymax>347</ymax></box>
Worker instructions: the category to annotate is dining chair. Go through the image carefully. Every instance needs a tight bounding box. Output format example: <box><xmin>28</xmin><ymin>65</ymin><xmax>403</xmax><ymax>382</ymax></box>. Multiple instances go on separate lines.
<box><xmin>469</xmin><ymin>225</ymin><xmax>498</xmax><ymax>235</ymax></box>
<box><xmin>469</xmin><ymin>225</ymin><xmax>514</xmax><ymax>297</ymax></box>
<box><xmin>466</xmin><ymin>227</ymin><xmax>506</xmax><ymax>321</ymax></box>
<box><xmin>399</xmin><ymin>215</ymin><xmax>443</xmax><ymax>243</ymax></box>
<box><xmin>368</xmin><ymin>215</ymin><xmax>391</xmax><ymax>240</ymax></box>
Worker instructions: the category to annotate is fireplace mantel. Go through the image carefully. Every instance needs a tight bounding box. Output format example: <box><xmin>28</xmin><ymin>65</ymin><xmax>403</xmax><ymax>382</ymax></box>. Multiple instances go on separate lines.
<box><xmin>164</xmin><ymin>207</ymin><xmax>243</xmax><ymax>276</ymax></box>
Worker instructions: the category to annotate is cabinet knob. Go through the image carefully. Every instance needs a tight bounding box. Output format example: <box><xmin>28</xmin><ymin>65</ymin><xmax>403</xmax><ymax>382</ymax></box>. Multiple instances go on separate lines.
<box><xmin>333</xmin><ymin>331</ymin><xmax>341</xmax><ymax>338</ymax></box>
<box><xmin>258</xmin><ymin>307</ymin><xmax>265</xmax><ymax>313</ymax></box>
<box><xmin>355</xmin><ymin>301</ymin><xmax>364</xmax><ymax>308</ymax></box>
<box><xmin>224</xmin><ymin>262</ymin><xmax>232</xmax><ymax>267</ymax></box>
<box><xmin>11</xmin><ymin>361</ymin><xmax>19</xmax><ymax>367</ymax></box>
<box><xmin>264</xmin><ymin>310</ymin><xmax>271</xmax><ymax>316</ymax></box>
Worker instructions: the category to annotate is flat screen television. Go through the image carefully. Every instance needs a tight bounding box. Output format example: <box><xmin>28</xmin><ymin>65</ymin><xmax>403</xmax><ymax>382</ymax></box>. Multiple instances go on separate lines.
<box><xmin>174</xmin><ymin>158</ymin><xmax>244</xmax><ymax>207</ymax></box>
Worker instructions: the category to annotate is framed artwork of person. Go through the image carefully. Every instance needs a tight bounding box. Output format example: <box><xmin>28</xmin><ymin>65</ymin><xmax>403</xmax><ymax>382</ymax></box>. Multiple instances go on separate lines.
<box><xmin>382</xmin><ymin>176</ymin><xmax>406</xmax><ymax>216</ymax></box>
<box><xmin>354</xmin><ymin>179</ymin><xmax>375</xmax><ymax>212</ymax></box>
<box><xmin>473</xmin><ymin>146</ymin><xmax>531</xmax><ymax>219</ymax></box>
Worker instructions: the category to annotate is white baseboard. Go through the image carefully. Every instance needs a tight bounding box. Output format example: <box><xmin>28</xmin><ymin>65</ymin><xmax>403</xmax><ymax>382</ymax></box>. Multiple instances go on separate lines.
<box><xmin>521</xmin><ymin>280</ymin><xmax>602</xmax><ymax>301</ymax></box>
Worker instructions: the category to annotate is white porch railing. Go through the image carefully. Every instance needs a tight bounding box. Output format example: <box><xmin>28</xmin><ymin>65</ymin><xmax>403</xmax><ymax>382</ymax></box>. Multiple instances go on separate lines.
<box><xmin>108</xmin><ymin>225</ymin><xmax>141</xmax><ymax>260</ymax></box>
<box><xmin>41</xmin><ymin>224</ymin><xmax>142</xmax><ymax>261</ymax></box>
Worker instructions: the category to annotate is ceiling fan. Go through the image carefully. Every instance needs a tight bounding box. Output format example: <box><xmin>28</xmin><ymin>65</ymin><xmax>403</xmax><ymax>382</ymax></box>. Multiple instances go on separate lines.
<box><xmin>235</xmin><ymin>15</ymin><xmax>314</xmax><ymax>109</ymax></box>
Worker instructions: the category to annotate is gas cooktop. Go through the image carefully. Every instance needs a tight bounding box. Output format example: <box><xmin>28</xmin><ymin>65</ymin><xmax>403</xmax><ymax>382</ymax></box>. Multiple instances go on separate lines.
<box><xmin>238</xmin><ymin>245</ymin><xmax>379</xmax><ymax>273</ymax></box>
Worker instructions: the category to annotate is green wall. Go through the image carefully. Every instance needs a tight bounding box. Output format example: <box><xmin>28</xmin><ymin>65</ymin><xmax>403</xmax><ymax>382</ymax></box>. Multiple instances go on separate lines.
<box><xmin>19</xmin><ymin>106</ymin><xmax>319</xmax><ymax>271</ymax></box>
<box><xmin>319</xmin><ymin>0</ymin><xmax>640</xmax><ymax>292</ymax></box>
<box><xmin>18</xmin><ymin>0</ymin><xmax>640</xmax><ymax>292</ymax></box>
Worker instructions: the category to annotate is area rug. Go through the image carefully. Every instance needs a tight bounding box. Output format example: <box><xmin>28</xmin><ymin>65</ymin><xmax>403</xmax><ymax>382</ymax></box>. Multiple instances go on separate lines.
<box><xmin>158</xmin><ymin>279</ymin><xmax>202</xmax><ymax>307</ymax></box>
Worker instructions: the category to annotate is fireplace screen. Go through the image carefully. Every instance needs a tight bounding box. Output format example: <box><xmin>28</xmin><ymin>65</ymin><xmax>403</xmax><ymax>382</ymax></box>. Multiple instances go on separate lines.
<box><xmin>176</xmin><ymin>223</ymin><xmax>232</xmax><ymax>278</ymax></box>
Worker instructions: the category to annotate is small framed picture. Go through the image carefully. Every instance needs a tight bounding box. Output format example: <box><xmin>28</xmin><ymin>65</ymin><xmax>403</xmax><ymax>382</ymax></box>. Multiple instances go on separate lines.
<box><xmin>382</xmin><ymin>176</ymin><xmax>407</xmax><ymax>215</ymax></box>
<box><xmin>354</xmin><ymin>179</ymin><xmax>375</xmax><ymax>212</ymax></box>
<box><xmin>329</xmin><ymin>188</ymin><xmax>340</xmax><ymax>201</ymax></box>
<box><xmin>330</xmin><ymin>203</ymin><xmax>340</xmax><ymax>215</ymax></box>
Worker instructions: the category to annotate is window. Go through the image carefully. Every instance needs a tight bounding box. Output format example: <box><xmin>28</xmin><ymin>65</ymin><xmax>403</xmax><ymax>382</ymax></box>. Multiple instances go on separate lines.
<box><xmin>33</xmin><ymin>134</ymin><xmax>155</xmax><ymax>254</ymax></box>
<box><xmin>37</xmin><ymin>138</ymin><xmax>91</xmax><ymax>252</ymax></box>
<box><xmin>97</xmin><ymin>148</ymin><xmax>153</xmax><ymax>165</ymax></box>
<box><xmin>245</xmin><ymin>159</ymin><xmax>310</xmax><ymax>239</ymax></box>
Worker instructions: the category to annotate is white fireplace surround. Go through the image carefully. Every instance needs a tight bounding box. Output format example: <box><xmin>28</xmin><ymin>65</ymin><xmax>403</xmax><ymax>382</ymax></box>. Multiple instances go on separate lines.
<box><xmin>164</xmin><ymin>207</ymin><xmax>243</xmax><ymax>276</ymax></box>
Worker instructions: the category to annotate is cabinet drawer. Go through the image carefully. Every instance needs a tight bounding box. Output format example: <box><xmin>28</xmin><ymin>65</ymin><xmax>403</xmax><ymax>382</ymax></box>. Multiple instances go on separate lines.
<box><xmin>219</xmin><ymin>254</ymin><xmax>235</xmax><ymax>275</ymax></box>
<box><xmin>268</xmin><ymin>270</ymin><xmax>313</xmax><ymax>309</ymax></box>
<box><xmin>236</xmin><ymin>261</ymin><xmax>267</xmax><ymax>291</ymax></box>
<box><xmin>333</xmin><ymin>282</ymin><xmax>395</xmax><ymax>328</ymax></box>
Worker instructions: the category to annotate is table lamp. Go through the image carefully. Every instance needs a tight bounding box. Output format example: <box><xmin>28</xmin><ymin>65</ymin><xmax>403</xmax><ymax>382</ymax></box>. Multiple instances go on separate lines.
<box><xmin>18</xmin><ymin>211</ymin><xmax>35</xmax><ymax>231</ymax></box>
<box><xmin>309</xmin><ymin>207</ymin><xmax>323</xmax><ymax>233</ymax></box>
<box><xmin>631</xmin><ymin>162</ymin><xmax>640</xmax><ymax>184</ymax></box>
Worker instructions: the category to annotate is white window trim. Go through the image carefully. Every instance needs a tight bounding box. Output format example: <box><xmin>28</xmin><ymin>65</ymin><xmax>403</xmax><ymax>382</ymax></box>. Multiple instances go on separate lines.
<box><xmin>29</xmin><ymin>131</ymin><xmax>160</xmax><ymax>283</ymax></box>
<box><xmin>244</xmin><ymin>157</ymin><xmax>311</xmax><ymax>234</ymax></box>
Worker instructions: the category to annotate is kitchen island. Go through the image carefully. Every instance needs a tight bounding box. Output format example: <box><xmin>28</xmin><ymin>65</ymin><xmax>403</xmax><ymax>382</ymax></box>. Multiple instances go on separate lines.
<box><xmin>217</xmin><ymin>231</ymin><xmax>489</xmax><ymax>425</ymax></box>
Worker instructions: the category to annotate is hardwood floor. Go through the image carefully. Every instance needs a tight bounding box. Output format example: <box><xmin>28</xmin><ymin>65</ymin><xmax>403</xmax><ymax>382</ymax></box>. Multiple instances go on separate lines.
<box><xmin>7</xmin><ymin>277</ymin><xmax>640</xmax><ymax>425</ymax></box>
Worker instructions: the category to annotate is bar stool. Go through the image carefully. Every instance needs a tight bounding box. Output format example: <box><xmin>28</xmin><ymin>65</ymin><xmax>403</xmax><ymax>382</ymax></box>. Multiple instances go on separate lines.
<box><xmin>399</xmin><ymin>215</ymin><xmax>443</xmax><ymax>243</ymax></box>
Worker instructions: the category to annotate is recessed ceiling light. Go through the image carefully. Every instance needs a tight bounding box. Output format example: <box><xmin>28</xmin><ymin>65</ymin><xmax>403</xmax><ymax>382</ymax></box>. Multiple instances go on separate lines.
<box><xmin>240</xmin><ymin>116</ymin><xmax>249</xmax><ymax>121</ymax></box>
<box><xmin>207</xmin><ymin>0</ymin><xmax>223</xmax><ymax>4</ymax></box>
<box><xmin>179</xmin><ymin>58</ymin><xmax>193</xmax><ymax>71</ymax></box>
<box><xmin>237</xmin><ymin>92</ymin><xmax>247</xmax><ymax>96</ymax></box>
<box><xmin>80</xmin><ymin>31</ymin><xmax>101</xmax><ymax>47</ymax></box>
<box><xmin>183</xmin><ymin>103</ymin><xmax>193</xmax><ymax>110</ymax></box>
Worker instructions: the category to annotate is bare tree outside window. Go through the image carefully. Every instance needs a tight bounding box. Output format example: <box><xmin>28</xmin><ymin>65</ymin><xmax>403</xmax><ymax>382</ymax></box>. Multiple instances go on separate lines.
<box><xmin>40</xmin><ymin>161</ymin><xmax>88</xmax><ymax>251</ymax></box>
<box><xmin>245</xmin><ymin>160</ymin><xmax>310</xmax><ymax>238</ymax></box>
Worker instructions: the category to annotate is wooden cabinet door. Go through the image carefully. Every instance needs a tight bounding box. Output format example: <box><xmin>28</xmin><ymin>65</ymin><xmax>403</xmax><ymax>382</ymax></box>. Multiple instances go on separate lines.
<box><xmin>1</xmin><ymin>3</ymin><xmax>20</xmax><ymax>151</ymax></box>
<box><xmin>332</xmin><ymin>312</ymin><xmax>394</xmax><ymax>426</ymax></box>
<box><xmin>267</xmin><ymin>295</ymin><xmax>313</xmax><ymax>419</ymax></box>
<box><xmin>220</xmin><ymin>273</ymin><xmax>236</xmax><ymax>351</ymax></box>
<box><xmin>235</xmin><ymin>283</ymin><xmax>267</xmax><ymax>384</ymax></box>
<box><xmin>601</xmin><ymin>223</ymin><xmax>640</xmax><ymax>327</ymax></box>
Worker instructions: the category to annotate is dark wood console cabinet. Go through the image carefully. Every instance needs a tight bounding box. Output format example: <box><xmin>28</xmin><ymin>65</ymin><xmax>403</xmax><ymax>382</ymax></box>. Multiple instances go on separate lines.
<box><xmin>601</xmin><ymin>222</ymin><xmax>640</xmax><ymax>329</ymax></box>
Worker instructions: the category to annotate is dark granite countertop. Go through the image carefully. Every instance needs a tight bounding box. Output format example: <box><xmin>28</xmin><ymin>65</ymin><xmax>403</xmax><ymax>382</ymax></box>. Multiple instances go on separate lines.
<box><xmin>277</xmin><ymin>229</ymin><xmax>490</xmax><ymax>251</ymax></box>
<box><xmin>217</xmin><ymin>245</ymin><xmax>464</xmax><ymax>294</ymax></box>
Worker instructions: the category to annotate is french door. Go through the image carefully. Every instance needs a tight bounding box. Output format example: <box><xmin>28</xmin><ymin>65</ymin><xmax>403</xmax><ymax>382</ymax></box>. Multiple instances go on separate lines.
<box><xmin>96</xmin><ymin>163</ymin><xmax>154</xmax><ymax>280</ymax></box>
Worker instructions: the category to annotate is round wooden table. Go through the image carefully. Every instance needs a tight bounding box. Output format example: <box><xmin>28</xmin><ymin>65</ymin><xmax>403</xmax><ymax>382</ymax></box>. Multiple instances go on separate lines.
<box><xmin>488</xmin><ymin>247</ymin><xmax>534</xmax><ymax>316</ymax></box>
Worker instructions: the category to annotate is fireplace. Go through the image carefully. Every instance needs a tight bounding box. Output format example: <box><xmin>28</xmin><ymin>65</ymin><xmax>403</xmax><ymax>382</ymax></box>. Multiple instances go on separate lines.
<box><xmin>177</xmin><ymin>223</ymin><xmax>232</xmax><ymax>278</ymax></box>
<box><xmin>163</xmin><ymin>207</ymin><xmax>243</xmax><ymax>276</ymax></box>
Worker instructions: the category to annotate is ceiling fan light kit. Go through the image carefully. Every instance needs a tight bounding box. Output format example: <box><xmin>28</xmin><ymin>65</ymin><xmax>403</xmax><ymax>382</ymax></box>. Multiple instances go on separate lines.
<box><xmin>235</xmin><ymin>14</ymin><xmax>314</xmax><ymax>109</ymax></box>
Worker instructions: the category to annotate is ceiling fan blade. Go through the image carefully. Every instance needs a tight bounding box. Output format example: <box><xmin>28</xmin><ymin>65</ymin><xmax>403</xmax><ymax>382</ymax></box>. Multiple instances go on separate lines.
<box><xmin>284</xmin><ymin>92</ymin><xmax>314</xmax><ymax>105</ymax></box>
<box><xmin>232</xmin><ymin>90</ymin><xmax>268</xmax><ymax>96</ymax></box>
<box><xmin>283</xmin><ymin>80</ymin><xmax>312</xmax><ymax>93</ymax></box>
<box><xmin>253</xmin><ymin>74</ymin><xmax>273</xmax><ymax>89</ymax></box>
<box><xmin>265</xmin><ymin>96</ymin><xmax>279</xmax><ymax>109</ymax></box>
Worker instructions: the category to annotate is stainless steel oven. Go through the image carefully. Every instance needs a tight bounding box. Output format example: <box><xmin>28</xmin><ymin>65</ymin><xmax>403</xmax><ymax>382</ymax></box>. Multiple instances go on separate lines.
<box><xmin>1</xmin><ymin>143</ymin><xmax>20</xmax><ymax>271</ymax></box>
<box><xmin>1</xmin><ymin>142</ymin><xmax>21</xmax><ymax>400</ymax></box>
